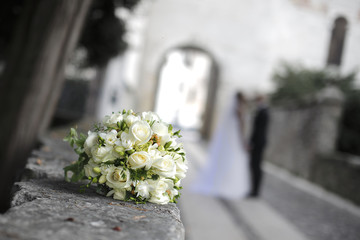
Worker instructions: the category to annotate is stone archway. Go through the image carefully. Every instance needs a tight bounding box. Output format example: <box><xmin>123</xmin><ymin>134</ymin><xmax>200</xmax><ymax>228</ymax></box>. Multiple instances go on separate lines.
<box><xmin>153</xmin><ymin>46</ymin><xmax>218</xmax><ymax>139</ymax></box>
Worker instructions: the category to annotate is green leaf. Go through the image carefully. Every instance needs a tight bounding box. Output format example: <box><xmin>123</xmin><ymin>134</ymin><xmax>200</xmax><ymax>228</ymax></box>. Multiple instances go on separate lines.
<box><xmin>151</xmin><ymin>174</ymin><xmax>160</xmax><ymax>180</ymax></box>
<box><xmin>126</xmin><ymin>149</ymin><xmax>135</xmax><ymax>155</ymax></box>
<box><xmin>121</xmin><ymin>121</ymin><xmax>128</xmax><ymax>131</ymax></box>
<box><xmin>98</xmin><ymin>136</ymin><xmax>105</xmax><ymax>147</ymax></box>
<box><xmin>173</xmin><ymin>130</ymin><xmax>182</xmax><ymax>138</ymax></box>
<box><xmin>64</xmin><ymin>162</ymin><xmax>86</xmax><ymax>182</ymax></box>
<box><xmin>114</xmin><ymin>158</ymin><xmax>126</xmax><ymax>167</ymax></box>
<box><xmin>64</xmin><ymin>153</ymin><xmax>89</xmax><ymax>182</ymax></box>
<box><xmin>96</xmin><ymin>184</ymin><xmax>111</xmax><ymax>196</ymax></box>
<box><xmin>63</xmin><ymin>128</ymin><xmax>78</xmax><ymax>148</ymax></box>
<box><xmin>168</xmin><ymin>124</ymin><xmax>173</xmax><ymax>132</ymax></box>
<box><xmin>148</xmin><ymin>120</ymin><xmax>155</xmax><ymax>127</ymax></box>
<box><xmin>174</xmin><ymin>186</ymin><xmax>183</xmax><ymax>190</ymax></box>
<box><xmin>129</xmin><ymin>167</ymin><xmax>148</xmax><ymax>181</ymax></box>
<box><xmin>76</xmin><ymin>133</ymin><xmax>87</xmax><ymax>147</ymax></box>
<box><xmin>124</xmin><ymin>190</ymin><xmax>132</xmax><ymax>201</ymax></box>
<box><xmin>64</xmin><ymin>128</ymin><xmax>87</xmax><ymax>151</ymax></box>
<box><xmin>124</xmin><ymin>188</ymin><xmax>147</xmax><ymax>204</ymax></box>
<box><xmin>74</xmin><ymin>147</ymin><xmax>84</xmax><ymax>155</ymax></box>
<box><xmin>164</xmin><ymin>141</ymin><xmax>172</xmax><ymax>149</ymax></box>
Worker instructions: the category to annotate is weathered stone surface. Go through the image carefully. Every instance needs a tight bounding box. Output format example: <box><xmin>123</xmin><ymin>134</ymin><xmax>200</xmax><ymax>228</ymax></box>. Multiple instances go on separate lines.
<box><xmin>1</xmin><ymin>180</ymin><xmax>183</xmax><ymax>240</ymax></box>
<box><xmin>265</xmin><ymin>95</ymin><xmax>360</xmax><ymax>206</ymax></box>
<box><xmin>21</xmin><ymin>135</ymin><xmax>77</xmax><ymax>181</ymax></box>
<box><xmin>265</xmin><ymin>95</ymin><xmax>344</xmax><ymax>178</ymax></box>
<box><xmin>311</xmin><ymin>153</ymin><xmax>360</xmax><ymax>206</ymax></box>
<box><xmin>0</xmin><ymin>135</ymin><xmax>185</xmax><ymax>240</ymax></box>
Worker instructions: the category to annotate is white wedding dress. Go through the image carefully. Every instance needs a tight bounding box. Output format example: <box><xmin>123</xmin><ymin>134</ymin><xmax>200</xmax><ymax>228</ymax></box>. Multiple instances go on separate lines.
<box><xmin>192</xmin><ymin>95</ymin><xmax>250</xmax><ymax>199</ymax></box>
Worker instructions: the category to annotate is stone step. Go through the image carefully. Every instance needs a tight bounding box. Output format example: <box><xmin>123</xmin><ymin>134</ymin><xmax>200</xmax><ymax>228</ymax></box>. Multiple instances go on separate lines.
<box><xmin>229</xmin><ymin>199</ymin><xmax>309</xmax><ymax>240</ymax></box>
<box><xmin>181</xmin><ymin>138</ymin><xmax>309</xmax><ymax>240</ymax></box>
<box><xmin>179</xmin><ymin>191</ymin><xmax>248</xmax><ymax>240</ymax></box>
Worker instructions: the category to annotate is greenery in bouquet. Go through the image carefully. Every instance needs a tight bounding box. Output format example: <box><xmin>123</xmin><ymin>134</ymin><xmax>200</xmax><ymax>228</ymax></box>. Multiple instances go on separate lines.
<box><xmin>64</xmin><ymin>110</ymin><xmax>188</xmax><ymax>204</ymax></box>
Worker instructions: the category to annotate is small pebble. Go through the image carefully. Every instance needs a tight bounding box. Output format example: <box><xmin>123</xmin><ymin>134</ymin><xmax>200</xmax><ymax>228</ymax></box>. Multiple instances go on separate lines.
<box><xmin>113</xmin><ymin>226</ymin><xmax>122</xmax><ymax>231</ymax></box>
<box><xmin>36</xmin><ymin>158</ymin><xmax>43</xmax><ymax>165</ymax></box>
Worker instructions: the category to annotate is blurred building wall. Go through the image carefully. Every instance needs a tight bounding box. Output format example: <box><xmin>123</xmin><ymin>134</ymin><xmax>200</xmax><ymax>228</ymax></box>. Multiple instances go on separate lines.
<box><xmin>104</xmin><ymin>0</ymin><xmax>360</xmax><ymax>136</ymax></box>
<box><xmin>96</xmin><ymin>55</ymin><xmax>135</xmax><ymax>119</ymax></box>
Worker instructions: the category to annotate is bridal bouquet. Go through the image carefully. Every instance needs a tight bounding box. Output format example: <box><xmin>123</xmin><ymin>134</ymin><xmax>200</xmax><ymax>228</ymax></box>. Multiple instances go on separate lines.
<box><xmin>64</xmin><ymin>110</ymin><xmax>188</xmax><ymax>204</ymax></box>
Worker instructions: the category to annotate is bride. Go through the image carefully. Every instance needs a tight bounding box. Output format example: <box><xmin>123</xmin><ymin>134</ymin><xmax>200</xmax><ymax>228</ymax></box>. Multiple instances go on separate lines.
<box><xmin>192</xmin><ymin>92</ymin><xmax>250</xmax><ymax>199</ymax></box>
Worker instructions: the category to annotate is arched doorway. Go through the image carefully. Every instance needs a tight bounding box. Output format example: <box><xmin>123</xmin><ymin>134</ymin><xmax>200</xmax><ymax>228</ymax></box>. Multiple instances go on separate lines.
<box><xmin>154</xmin><ymin>46</ymin><xmax>218</xmax><ymax>139</ymax></box>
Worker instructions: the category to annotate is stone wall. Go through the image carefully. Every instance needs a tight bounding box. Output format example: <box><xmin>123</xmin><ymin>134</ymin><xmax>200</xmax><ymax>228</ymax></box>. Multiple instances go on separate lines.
<box><xmin>265</xmin><ymin>87</ymin><xmax>360</xmax><ymax>205</ymax></box>
<box><xmin>0</xmin><ymin>134</ymin><xmax>185</xmax><ymax>240</ymax></box>
<box><xmin>311</xmin><ymin>152</ymin><xmax>360</xmax><ymax>205</ymax></box>
<box><xmin>266</xmin><ymin>87</ymin><xmax>344</xmax><ymax>177</ymax></box>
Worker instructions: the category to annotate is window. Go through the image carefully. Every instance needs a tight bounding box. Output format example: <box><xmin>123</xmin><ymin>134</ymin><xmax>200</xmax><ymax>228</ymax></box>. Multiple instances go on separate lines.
<box><xmin>326</xmin><ymin>17</ymin><xmax>348</xmax><ymax>66</ymax></box>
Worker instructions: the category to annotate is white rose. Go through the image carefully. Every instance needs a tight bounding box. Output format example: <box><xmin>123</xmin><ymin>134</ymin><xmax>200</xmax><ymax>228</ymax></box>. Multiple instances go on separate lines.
<box><xmin>125</xmin><ymin>114</ymin><xmax>140</xmax><ymax>127</ymax></box>
<box><xmin>149</xmin><ymin>193</ymin><xmax>169</xmax><ymax>204</ymax></box>
<box><xmin>152</xmin><ymin>122</ymin><xmax>171</xmax><ymax>145</ymax></box>
<box><xmin>107</xmin><ymin>189</ymin><xmax>126</xmax><ymax>201</ymax></box>
<box><xmin>141</xmin><ymin>111</ymin><xmax>160</xmax><ymax>122</ymax></box>
<box><xmin>167</xmin><ymin>187</ymin><xmax>178</xmax><ymax>200</ymax></box>
<box><xmin>120</xmin><ymin>132</ymin><xmax>135</xmax><ymax>150</ymax></box>
<box><xmin>103</xmin><ymin>113</ymin><xmax>124</xmax><ymax>128</ymax></box>
<box><xmin>91</xmin><ymin>146</ymin><xmax>116</xmax><ymax>163</ymax></box>
<box><xmin>84</xmin><ymin>131</ymin><xmax>98</xmax><ymax>155</ymax></box>
<box><xmin>135</xmin><ymin>180</ymin><xmax>153</xmax><ymax>199</ymax></box>
<box><xmin>113</xmin><ymin>189</ymin><xmax>126</xmax><ymax>200</ymax></box>
<box><xmin>130</xmin><ymin>121</ymin><xmax>152</xmax><ymax>145</ymax></box>
<box><xmin>161</xmin><ymin>136</ymin><xmax>171</xmax><ymax>146</ymax></box>
<box><xmin>84</xmin><ymin>160</ymin><xmax>100</xmax><ymax>178</ymax></box>
<box><xmin>152</xmin><ymin>155</ymin><xmax>176</xmax><ymax>178</ymax></box>
<box><xmin>103</xmin><ymin>130</ymin><xmax>119</xmax><ymax>146</ymax></box>
<box><xmin>105</xmin><ymin>166</ymin><xmax>131</xmax><ymax>189</ymax></box>
<box><xmin>128</xmin><ymin>151</ymin><xmax>152</xmax><ymax>170</ymax></box>
<box><xmin>160</xmin><ymin>178</ymin><xmax>178</xmax><ymax>199</ymax></box>
<box><xmin>165</xmin><ymin>138</ymin><xmax>180</xmax><ymax>149</ymax></box>
<box><xmin>148</xmin><ymin>148</ymin><xmax>162</xmax><ymax>160</ymax></box>
<box><xmin>173</xmin><ymin>153</ymin><xmax>188</xmax><ymax>179</ymax></box>
<box><xmin>148</xmin><ymin>178</ymin><xmax>172</xmax><ymax>204</ymax></box>
<box><xmin>152</xmin><ymin>122</ymin><xmax>168</xmax><ymax>136</ymax></box>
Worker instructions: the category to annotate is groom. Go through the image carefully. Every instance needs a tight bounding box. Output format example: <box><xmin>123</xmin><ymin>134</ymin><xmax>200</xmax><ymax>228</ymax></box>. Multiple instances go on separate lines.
<box><xmin>248</xmin><ymin>95</ymin><xmax>269</xmax><ymax>197</ymax></box>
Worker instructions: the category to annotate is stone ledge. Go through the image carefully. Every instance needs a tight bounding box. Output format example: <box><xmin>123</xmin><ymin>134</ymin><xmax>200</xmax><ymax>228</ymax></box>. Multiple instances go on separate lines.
<box><xmin>0</xmin><ymin>135</ymin><xmax>185</xmax><ymax>240</ymax></box>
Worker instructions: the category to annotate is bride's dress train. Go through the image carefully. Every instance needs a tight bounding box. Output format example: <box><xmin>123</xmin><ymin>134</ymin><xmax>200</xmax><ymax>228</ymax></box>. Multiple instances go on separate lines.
<box><xmin>192</xmin><ymin>96</ymin><xmax>250</xmax><ymax>199</ymax></box>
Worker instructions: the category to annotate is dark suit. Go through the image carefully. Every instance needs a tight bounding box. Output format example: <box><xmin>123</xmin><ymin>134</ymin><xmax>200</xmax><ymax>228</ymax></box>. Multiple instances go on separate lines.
<box><xmin>249</xmin><ymin>105</ymin><xmax>269</xmax><ymax>196</ymax></box>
